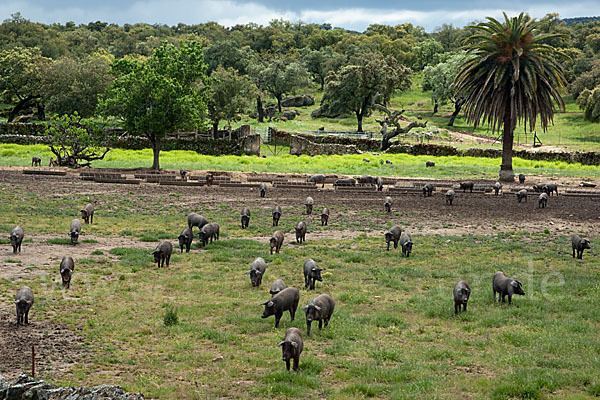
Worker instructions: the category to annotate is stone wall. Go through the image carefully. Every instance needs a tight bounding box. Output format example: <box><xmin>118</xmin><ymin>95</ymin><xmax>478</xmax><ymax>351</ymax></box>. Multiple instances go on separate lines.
<box><xmin>0</xmin><ymin>123</ymin><xmax>259</xmax><ymax>156</ymax></box>
<box><xmin>0</xmin><ymin>374</ymin><xmax>144</xmax><ymax>400</ymax></box>
<box><xmin>272</xmin><ymin>127</ymin><xmax>600</xmax><ymax>165</ymax></box>
<box><xmin>289</xmin><ymin>134</ymin><xmax>362</xmax><ymax>156</ymax></box>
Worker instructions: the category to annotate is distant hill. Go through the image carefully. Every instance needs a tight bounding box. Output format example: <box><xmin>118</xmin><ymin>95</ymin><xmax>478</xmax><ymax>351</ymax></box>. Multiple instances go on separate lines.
<box><xmin>561</xmin><ymin>16</ymin><xmax>600</xmax><ymax>26</ymax></box>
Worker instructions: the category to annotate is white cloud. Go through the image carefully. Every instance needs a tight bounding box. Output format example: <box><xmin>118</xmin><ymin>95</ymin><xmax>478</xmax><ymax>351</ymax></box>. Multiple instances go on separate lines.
<box><xmin>2</xmin><ymin>0</ymin><xmax>600</xmax><ymax>31</ymax></box>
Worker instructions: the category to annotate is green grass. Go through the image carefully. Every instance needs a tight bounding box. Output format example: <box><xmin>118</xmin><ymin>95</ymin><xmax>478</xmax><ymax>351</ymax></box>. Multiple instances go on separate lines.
<box><xmin>0</xmin><ymin>185</ymin><xmax>599</xmax><ymax>399</ymax></box>
<box><xmin>1</xmin><ymin>143</ymin><xmax>599</xmax><ymax>180</ymax></box>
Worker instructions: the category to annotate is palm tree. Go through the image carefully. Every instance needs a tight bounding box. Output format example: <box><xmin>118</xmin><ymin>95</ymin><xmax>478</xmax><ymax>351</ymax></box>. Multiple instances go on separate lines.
<box><xmin>453</xmin><ymin>13</ymin><xmax>567</xmax><ymax>181</ymax></box>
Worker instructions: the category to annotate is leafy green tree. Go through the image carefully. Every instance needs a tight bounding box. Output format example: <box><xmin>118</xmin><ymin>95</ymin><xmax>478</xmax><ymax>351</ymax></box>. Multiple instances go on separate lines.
<box><xmin>42</xmin><ymin>53</ymin><xmax>113</xmax><ymax>117</ymax></box>
<box><xmin>576</xmin><ymin>86</ymin><xmax>600</xmax><ymax>122</ymax></box>
<box><xmin>0</xmin><ymin>46</ymin><xmax>51</xmax><ymax>121</ymax></box>
<box><xmin>208</xmin><ymin>66</ymin><xmax>257</xmax><ymax>133</ymax></box>
<box><xmin>432</xmin><ymin>24</ymin><xmax>464</xmax><ymax>52</ymax></box>
<box><xmin>412</xmin><ymin>38</ymin><xmax>444</xmax><ymax>70</ymax></box>
<box><xmin>301</xmin><ymin>47</ymin><xmax>344</xmax><ymax>90</ymax></box>
<box><xmin>571</xmin><ymin>61</ymin><xmax>600</xmax><ymax>98</ymax></box>
<box><xmin>422</xmin><ymin>51</ymin><xmax>472</xmax><ymax>125</ymax></box>
<box><xmin>46</xmin><ymin>113</ymin><xmax>111</xmax><ymax>167</ymax></box>
<box><xmin>251</xmin><ymin>56</ymin><xmax>309</xmax><ymax>112</ymax></box>
<box><xmin>204</xmin><ymin>40</ymin><xmax>254</xmax><ymax>74</ymax></box>
<box><xmin>99</xmin><ymin>41</ymin><xmax>210</xmax><ymax>170</ymax></box>
<box><xmin>320</xmin><ymin>53</ymin><xmax>411</xmax><ymax>132</ymax></box>
<box><xmin>454</xmin><ymin>13</ymin><xmax>568</xmax><ymax>182</ymax></box>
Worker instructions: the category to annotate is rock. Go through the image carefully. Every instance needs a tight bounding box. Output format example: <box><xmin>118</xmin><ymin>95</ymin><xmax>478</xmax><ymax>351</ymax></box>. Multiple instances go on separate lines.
<box><xmin>580</xmin><ymin>181</ymin><xmax>596</xmax><ymax>187</ymax></box>
<box><xmin>311</xmin><ymin>106</ymin><xmax>340</xmax><ymax>119</ymax></box>
<box><xmin>282</xmin><ymin>110</ymin><xmax>297</xmax><ymax>120</ymax></box>
<box><xmin>212</xmin><ymin>356</ymin><xmax>224</xmax><ymax>362</ymax></box>
<box><xmin>0</xmin><ymin>375</ymin><xmax>145</xmax><ymax>400</ymax></box>
<box><xmin>281</xmin><ymin>95</ymin><xmax>314</xmax><ymax>107</ymax></box>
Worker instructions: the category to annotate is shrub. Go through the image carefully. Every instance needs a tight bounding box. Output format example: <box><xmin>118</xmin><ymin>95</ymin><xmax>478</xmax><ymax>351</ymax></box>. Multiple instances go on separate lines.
<box><xmin>163</xmin><ymin>304</ymin><xmax>179</xmax><ymax>327</ymax></box>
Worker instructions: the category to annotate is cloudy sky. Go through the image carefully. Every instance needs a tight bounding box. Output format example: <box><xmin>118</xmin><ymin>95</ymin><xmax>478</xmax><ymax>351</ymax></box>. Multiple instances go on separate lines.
<box><xmin>1</xmin><ymin>0</ymin><xmax>599</xmax><ymax>31</ymax></box>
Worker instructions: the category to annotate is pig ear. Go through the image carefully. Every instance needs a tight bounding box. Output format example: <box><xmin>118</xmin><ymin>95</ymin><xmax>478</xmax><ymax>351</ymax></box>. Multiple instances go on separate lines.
<box><xmin>311</xmin><ymin>268</ymin><xmax>317</xmax><ymax>272</ymax></box>
<box><xmin>511</xmin><ymin>281</ymin><xmax>519</xmax><ymax>287</ymax></box>
<box><xmin>291</xmin><ymin>342</ymin><xmax>298</xmax><ymax>348</ymax></box>
<box><xmin>314</xmin><ymin>305</ymin><xmax>322</xmax><ymax>311</ymax></box>
<box><xmin>260</xmin><ymin>301</ymin><xmax>269</xmax><ymax>305</ymax></box>
<box><xmin>277</xmin><ymin>341</ymin><xmax>285</xmax><ymax>347</ymax></box>
<box><xmin>302</xmin><ymin>306</ymin><xmax>308</xmax><ymax>312</ymax></box>
<box><xmin>14</xmin><ymin>300</ymin><xmax>18</xmax><ymax>305</ymax></box>
<box><xmin>255</xmin><ymin>271</ymin><xmax>262</xmax><ymax>276</ymax></box>
<box><xmin>267</xmin><ymin>301</ymin><xmax>274</xmax><ymax>307</ymax></box>
<box><xmin>245</xmin><ymin>270</ymin><xmax>251</xmax><ymax>275</ymax></box>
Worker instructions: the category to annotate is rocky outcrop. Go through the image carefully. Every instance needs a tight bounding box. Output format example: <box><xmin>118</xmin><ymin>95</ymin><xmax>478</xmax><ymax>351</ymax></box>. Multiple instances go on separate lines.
<box><xmin>281</xmin><ymin>95</ymin><xmax>314</xmax><ymax>107</ymax></box>
<box><xmin>0</xmin><ymin>374</ymin><xmax>145</xmax><ymax>400</ymax></box>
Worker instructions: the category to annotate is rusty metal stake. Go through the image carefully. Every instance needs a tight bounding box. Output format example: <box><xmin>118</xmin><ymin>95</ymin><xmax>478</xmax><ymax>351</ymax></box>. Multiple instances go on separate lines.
<box><xmin>31</xmin><ymin>344</ymin><xmax>35</xmax><ymax>377</ymax></box>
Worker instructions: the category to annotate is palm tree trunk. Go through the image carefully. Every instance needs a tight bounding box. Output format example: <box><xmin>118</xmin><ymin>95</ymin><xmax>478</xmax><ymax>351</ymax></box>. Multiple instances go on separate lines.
<box><xmin>499</xmin><ymin>107</ymin><xmax>515</xmax><ymax>182</ymax></box>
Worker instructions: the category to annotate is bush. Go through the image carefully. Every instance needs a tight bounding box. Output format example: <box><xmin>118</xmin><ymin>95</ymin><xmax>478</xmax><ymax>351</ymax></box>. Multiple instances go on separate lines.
<box><xmin>577</xmin><ymin>86</ymin><xmax>600</xmax><ymax>122</ymax></box>
<box><xmin>163</xmin><ymin>304</ymin><xmax>179</xmax><ymax>327</ymax></box>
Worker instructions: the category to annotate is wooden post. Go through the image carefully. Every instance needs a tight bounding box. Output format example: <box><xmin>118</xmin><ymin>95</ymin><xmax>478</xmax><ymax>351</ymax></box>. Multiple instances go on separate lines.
<box><xmin>32</xmin><ymin>344</ymin><xmax>35</xmax><ymax>377</ymax></box>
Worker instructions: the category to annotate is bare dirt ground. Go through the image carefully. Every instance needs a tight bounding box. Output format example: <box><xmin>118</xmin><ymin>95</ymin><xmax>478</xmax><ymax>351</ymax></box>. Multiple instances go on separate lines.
<box><xmin>0</xmin><ymin>167</ymin><xmax>599</xmax><ymax>379</ymax></box>
<box><xmin>0</xmin><ymin>304</ymin><xmax>86</xmax><ymax>379</ymax></box>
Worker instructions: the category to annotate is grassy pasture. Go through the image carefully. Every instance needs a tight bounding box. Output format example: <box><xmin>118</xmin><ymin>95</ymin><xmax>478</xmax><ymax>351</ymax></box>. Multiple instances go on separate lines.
<box><xmin>1</xmin><ymin>143</ymin><xmax>600</xmax><ymax>180</ymax></box>
<box><xmin>0</xmin><ymin>187</ymin><xmax>599</xmax><ymax>399</ymax></box>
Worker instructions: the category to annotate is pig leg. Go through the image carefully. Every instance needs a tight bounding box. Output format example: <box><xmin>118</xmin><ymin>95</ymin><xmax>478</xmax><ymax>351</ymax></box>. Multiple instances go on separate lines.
<box><xmin>386</xmin><ymin>241</ymin><xmax>390</xmax><ymax>251</ymax></box>
<box><xmin>304</xmin><ymin>275</ymin><xmax>309</xmax><ymax>289</ymax></box>
<box><xmin>508</xmin><ymin>294</ymin><xmax>512</xmax><ymax>305</ymax></box>
<box><xmin>25</xmin><ymin>308</ymin><xmax>29</xmax><ymax>325</ymax></box>
<box><xmin>289</xmin><ymin>307</ymin><xmax>295</xmax><ymax>322</ymax></box>
<box><xmin>463</xmin><ymin>303</ymin><xmax>467</xmax><ymax>312</ymax></box>
<box><xmin>285</xmin><ymin>359</ymin><xmax>290</xmax><ymax>371</ymax></box>
<box><xmin>318</xmin><ymin>320</ymin><xmax>323</xmax><ymax>330</ymax></box>
<box><xmin>306</xmin><ymin>320</ymin><xmax>312</xmax><ymax>336</ymax></box>
<box><xmin>292</xmin><ymin>357</ymin><xmax>299</xmax><ymax>371</ymax></box>
<box><xmin>394</xmin><ymin>240</ymin><xmax>398</xmax><ymax>249</ymax></box>
<box><xmin>455</xmin><ymin>302</ymin><xmax>459</xmax><ymax>314</ymax></box>
<box><xmin>275</xmin><ymin>312</ymin><xmax>282</xmax><ymax>328</ymax></box>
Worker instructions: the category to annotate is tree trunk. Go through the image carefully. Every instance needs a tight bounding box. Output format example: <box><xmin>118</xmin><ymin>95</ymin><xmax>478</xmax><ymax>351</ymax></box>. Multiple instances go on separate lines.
<box><xmin>499</xmin><ymin>106</ymin><xmax>515</xmax><ymax>182</ymax></box>
<box><xmin>448</xmin><ymin>100</ymin><xmax>462</xmax><ymax>127</ymax></box>
<box><xmin>212</xmin><ymin>120</ymin><xmax>219</xmax><ymax>139</ymax></box>
<box><xmin>257</xmin><ymin>96</ymin><xmax>264</xmax><ymax>123</ymax></box>
<box><xmin>35</xmin><ymin>102</ymin><xmax>45</xmax><ymax>121</ymax></box>
<box><xmin>7</xmin><ymin>95</ymin><xmax>37</xmax><ymax>122</ymax></box>
<box><xmin>151</xmin><ymin>136</ymin><xmax>161</xmax><ymax>170</ymax></box>
<box><xmin>319</xmin><ymin>78</ymin><xmax>324</xmax><ymax>91</ymax></box>
<box><xmin>276</xmin><ymin>95</ymin><xmax>282</xmax><ymax>113</ymax></box>
<box><xmin>356</xmin><ymin>110</ymin><xmax>363</xmax><ymax>133</ymax></box>
<box><xmin>433</xmin><ymin>101</ymin><xmax>438</xmax><ymax>114</ymax></box>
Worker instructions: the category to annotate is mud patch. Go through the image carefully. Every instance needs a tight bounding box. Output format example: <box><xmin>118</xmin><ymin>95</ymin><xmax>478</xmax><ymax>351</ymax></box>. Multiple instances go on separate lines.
<box><xmin>0</xmin><ymin>304</ymin><xmax>86</xmax><ymax>380</ymax></box>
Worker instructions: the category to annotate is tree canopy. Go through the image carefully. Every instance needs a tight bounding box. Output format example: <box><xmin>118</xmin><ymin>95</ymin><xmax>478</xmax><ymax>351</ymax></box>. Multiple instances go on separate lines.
<box><xmin>422</xmin><ymin>51</ymin><xmax>472</xmax><ymax>125</ymax></box>
<box><xmin>98</xmin><ymin>40</ymin><xmax>210</xmax><ymax>170</ymax></box>
<box><xmin>320</xmin><ymin>53</ymin><xmax>411</xmax><ymax>132</ymax></box>
<box><xmin>208</xmin><ymin>66</ymin><xmax>257</xmax><ymax>134</ymax></box>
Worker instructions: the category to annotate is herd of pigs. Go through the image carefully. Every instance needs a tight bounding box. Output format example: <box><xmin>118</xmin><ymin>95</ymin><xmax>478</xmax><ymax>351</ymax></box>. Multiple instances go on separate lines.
<box><xmin>5</xmin><ymin>172</ymin><xmax>594</xmax><ymax>373</ymax></box>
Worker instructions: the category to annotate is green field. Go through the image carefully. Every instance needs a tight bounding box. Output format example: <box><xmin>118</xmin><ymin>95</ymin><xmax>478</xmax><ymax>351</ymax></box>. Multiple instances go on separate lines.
<box><xmin>1</xmin><ymin>142</ymin><xmax>599</xmax><ymax>181</ymax></box>
<box><xmin>0</xmin><ymin>183</ymin><xmax>599</xmax><ymax>399</ymax></box>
